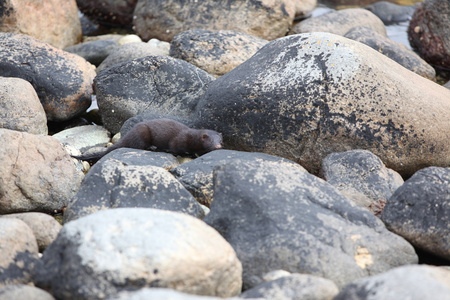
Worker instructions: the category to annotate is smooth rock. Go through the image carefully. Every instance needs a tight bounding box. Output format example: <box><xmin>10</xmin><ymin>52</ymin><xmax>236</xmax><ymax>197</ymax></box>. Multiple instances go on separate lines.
<box><xmin>63</xmin><ymin>149</ymin><xmax>200</xmax><ymax>223</ymax></box>
<box><xmin>381</xmin><ymin>167</ymin><xmax>450</xmax><ymax>261</ymax></box>
<box><xmin>109</xmin><ymin>288</ymin><xmax>258</xmax><ymax>300</ymax></box>
<box><xmin>95</xmin><ymin>55</ymin><xmax>214</xmax><ymax>134</ymax></box>
<box><xmin>0</xmin><ymin>0</ymin><xmax>81</xmax><ymax>48</ymax></box>
<box><xmin>1</xmin><ymin>212</ymin><xmax>62</xmax><ymax>253</ymax></box>
<box><xmin>365</xmin><ymin>1</ymin><xmax>415</xmax><ymax>25</ymax></box>
<box><xmin>76</xmin><ymin>0</ymin><xmax>138</xmax><ymax>27</ymax></box>
<box><xmin>0</xmin><ymin>77</ymin><xmax>47</xmax><ymax>135</ymax></box>
<box><xmin>52</xmin><ymin>125</ymin><xmax>111</xmax><ymax>153</ymax></box>
<box><xmin>193</xmin><ymin>32</ymin><xmax>450</xmax><ymax>176</ymax></box>
<box><xmin>321</xmin><ymin>149</ymin><xmax>404</xmax><ymax>213</ymax></box>
<box><xmin>204</xmin><ymin>160</ymin><xmax>418</xmax><ymax>289</ymax></box>
<box><xmin>344</xmin><ymin>26</ymin><xmax>436</xmax><ymax>80</ymax></box>
<box><xmin>170</xmin><ymin>29</ymin><xmax>268</xmax><ymax>77</ymax></box>
<box><xmin>35</xmin><ymin>208</ymin><xmax>243</xmax><ymax>299</ymax></box>
<box><xmin>290</xmin><ymin>8</ymin><xmax>386</xmax><ymax>36</ymax></box>
<box><xmin>171</xmin><ymin>149</ymin><xmax>306</xmax><ymax>206</ymax></box>
<box><xmin>64</xmin><ymin>39</ymin><xmax>119</xmax><ymax>66</ymax></box>
<box><xmin>334</xmin><ymin>265</ymin><xmax>450</xmax><ymax>300</ymax></box>
<box><xmin>290</xmin><ymin>0</ymin><xmax>317</xmax><ymax>18</ymax></box>
<box><xmin>0</xmin><ymin>33</ymin><xmax>95</xmax><ymax>122</ymax></box>
<box><xmin>0</xmin><ymin>218</ymin><xmax>39</xmax><ymax>287</ymax></box>
<box><xmin>408</xmin><ymin>0</ymin><xmax>450</xmax><ymax>70</ymax></box>
<box><xmin>0</xmin><ymin>285</ymin><xmax>55</xmax><ymax>300</ymax></box>
<box><xmin>133</xmin><ymin>0</ymin><xmax>295</xmax><ymax>41</ymax></box>
<box><xmin>0</xmin><ymin>128</ymin><xmax>83</xmax><ymax>214</ymax></box>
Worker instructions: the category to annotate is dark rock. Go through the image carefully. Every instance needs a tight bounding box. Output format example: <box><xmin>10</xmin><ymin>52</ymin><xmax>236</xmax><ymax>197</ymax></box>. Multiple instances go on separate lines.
<box><xmin>193</xmin><ymin>32</ymin><xmax>450</xmax><ymax>177</ymax></box>
<box><xmin>408</xmin><ymin>0</ymin><xmax>450</xmax><ymax>71</ymax></box>
<box><xmin>76</xmin><ymin>0</ymin><xmax>138</xmax><ymax>27</ymax></box>
<box><xmin>95</xmin><ymin>55</ymin><xmax>215</xmax><ymax>134</ymax></box>
<box><xmin>0</xmin><ymin>33</ymin><xmax>95</xmax><ymax>122</ymax></box>
<box><xmin>204</xmin><ymin>160</ymin><xmax>418</xmax><ymax>289</ymax></box>
<box><xmin>63</xmin><ymin>148</ymin><xmax>203</xmax><ymax>223</ymax></box>
<box><xmin>171</xmin><ymin>149</ymin><xmax>306</xmax><ymax>206</ymax></box>
<box><xmin>133</xmin><ymin>0</ymin><xmax>295</xmax><ymax>42</ymax></box>
<box><xmin>334</xmin><ymin>265</ymin><xmax>450</xmax><ymax>300</ymax></box>
<box><xmin>64</xmin><ymin>39</ymin><xmax>119</xmax><ymax>66</ymax></box>
<box><xmin>0</xmin><ymin>285</ymin><xmax>55</xmax><ymax>300</ymax></box>
<box><xmin>381</xmin><ymin>167</ymin><xmax>450</xmax><ymax>261</ymax></box>
<box><xmin>344</xmin><ymin>26</ymin><xmax>436</xmax><ymax>80</ymax></box>
<box><xmin>170</xmin><ymin>29</ymin><xmax>268</xmax><ymax>77</ymax></box>
<box><xmin>365</xmin><ymin>1</ymin><xmax>415</xmax><ymax>25</ymax></box>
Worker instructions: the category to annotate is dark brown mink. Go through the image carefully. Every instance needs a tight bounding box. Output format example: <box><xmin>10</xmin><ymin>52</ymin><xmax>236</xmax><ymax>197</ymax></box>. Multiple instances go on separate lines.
<box><xmin>72</xmin><ymin>118</ymin><xmax>223</xmax><ymax>162</ymax></box>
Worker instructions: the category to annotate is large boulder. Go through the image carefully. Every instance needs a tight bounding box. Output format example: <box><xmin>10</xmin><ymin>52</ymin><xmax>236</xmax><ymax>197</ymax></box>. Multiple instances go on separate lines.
<box><xmin>0</xmin><ymin>0</ymin><xmax>81</xmax><ymax>49</ymax></box>
<box><xmin>133</xmin><ymin>0</ymin><xmax>295</xmax><ymax>42</ymax></box>
<box><xmin>193</xmin><ymin>32</ymin><xmax>450</xmax><ymax>176</ymax></box>
<box><xmin>204</xmin><ymin>160</ymin><xmax>418</xmax><ymax>289</ymax></box>
<box><xmin>0</xmin><ymin>33</ymin><xmax>95</xmax><ymax>122</ymax></box>
<box><xmin>35</xmin><ymin>208</ymin><xmax>243</xmax><ymax>299</ymax></box>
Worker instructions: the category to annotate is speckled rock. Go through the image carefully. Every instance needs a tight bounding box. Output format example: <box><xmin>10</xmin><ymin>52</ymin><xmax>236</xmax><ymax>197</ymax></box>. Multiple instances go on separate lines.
<box><xmin>35</xmin><ymin>208</ymin><xmax>243</xmax><ymax>299</ymax></box>
<box><xmin>170</xmin><ymin>29</ymin><xmax>268</xmax><ymax>77</ymax></box>
<box><xmin>76</xmin><ymin>0</ymin><xmax>138</xmax><ymax>27</ymax></box>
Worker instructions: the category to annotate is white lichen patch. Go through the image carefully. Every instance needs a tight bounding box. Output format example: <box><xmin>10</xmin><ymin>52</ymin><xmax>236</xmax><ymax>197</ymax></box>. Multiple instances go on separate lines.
<box><xmin>354</xmin><ymin>246</ymin><xmax>373</xmax><ymax>269</ymax></box>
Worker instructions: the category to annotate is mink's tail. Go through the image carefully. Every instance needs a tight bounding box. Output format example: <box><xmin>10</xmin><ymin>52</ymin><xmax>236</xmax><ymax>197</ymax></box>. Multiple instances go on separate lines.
<box><xmin>71</xmin><ymin>151</ymin><xmax>106</xmax><ymax>163</ymax></box>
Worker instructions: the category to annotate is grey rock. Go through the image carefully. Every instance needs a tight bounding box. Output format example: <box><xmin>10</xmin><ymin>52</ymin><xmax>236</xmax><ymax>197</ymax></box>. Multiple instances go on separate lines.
<box><xmin>365</xmin><ymin>1</ymin><xmax>415</xmax><ymax>25</ymax></box>
<box><xmin>381</xmin><ymin>167</ymin><xmax>450</xmax><ymax>260</ymax></box>
<box><xmin>240</xmin><ymin>274</ymin><xmax>339</xmax><ymax>300</ymax></box>
<box><xmin>170</xmin><ymin>29</ymin><xmax>268</xmax><ymax>77</ymax></box>
<box><xmin>345</xmin><ymin>26</ymin><xmax>436</xmax><ymax>80</ymax></box>
<box><xmin>204</xmin><ymin>160</ymin><xmax>418</xmax><ymax>289</ymax></box>
<box><xmin>0</xmin><ymin>77</ymin><xmax>48</xmax><ymax>135</ymax></box>
<box><xmin>0</xmin><ymin>285</ymin><xmax>55</xmax><ymax>300</ymax></box>
<box><xmin>63</xmin><ymin>149</ymin><xmax>200</xmax><ymax>223</ymax></box>
<box><xmin>64</xmin><ymin>39</ymin><xmax>119</xmax><ymax>66</ymax></box>
<box><xmin>109</xmin><ymin>288</ymin><xmax>259</xmax><ymax>300</ymax></box>
<box><xmin>0</xmin><ymin>218</ymin><xmax>39</xmax><ymax>287</ymax></box>
<box><xmin>321</xmin><ymin>149</ymin><xmax>403</xmax><ymax>214</ymax></box>
<box><xmin>193</xmin><ymin>32</ymin><xmax>450</xmax><ymax>177</ymax></box>
<box><xmin>171</xmin><ymin>149</ymin><xmax>306</xmax><ymax>206</ymax></box>
<box><xmin>0</xmin><ymin>33</ymin><xmax>95</xmax><ymax>122</ymax></box>
<box><xmin>334</xmin><ymin>265</ymin><xmax>450</xmax><ymax>300</ymax></box>
<box><xmin>95</xmin><ymin>55</ymin><xmax>214</xmax><ymax>134</ymax></box>
<box><xmin>445</xmin><ymin>80</ymin><xmax>450</xmax><ymax>90</ymax></box>
<box><xmin>35</xmin><ymin>208</ymin><xmax>243</xmax><ymax>299</ymax></box>
<box><xmin>52</xmin><ymin>125</ymin><xmax>111</xmax><ymax>153</ymax></box>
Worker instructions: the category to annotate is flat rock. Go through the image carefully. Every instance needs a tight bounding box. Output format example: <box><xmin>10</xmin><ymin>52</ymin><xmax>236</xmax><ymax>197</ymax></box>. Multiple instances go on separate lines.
<box><xmin>193</xmin><ymin>32</ymin><xmax>450</xmax><ymax>177</ymax></box>
<box><xmin>334</xmin><ymin>265</ymin><xmax>450</xmax><ymax>300</ymax></box>
<box><xmin>0</xmin><ymin>285</ymin><xmax>55</xmax><ymax>300</ymax></box>
<box><xmin>63</xmin><ymin>149</ymin><xmax>200</xmax><ymax>223</ymax></box>
<box><xmin>170</xmin><ymin>29</ymin><xmax>268</xmax><ymax>77</ymax></box>
<box><xmin>35</xmin><ymin>208</ymin><xmax>243</xmax><ymax>299</ymax></box>
<box><xmin>95</xmin><ymin>55</ymin><xmax>215</xmax><ymax>134</ymax></box>
<box><xmin>109</xmin><ymin>288</ymin><xmax>258</xmax><ymax>300</ymax></box>
<box><xmin>381</xmin><ymin>167</ymin><xmax>450</xmax><ymax>260</ymax></box>
<box><xmin>204</xmin><ymin>160</ymin><xmax>418</xmax><ymax>289</ymax></box>
<box><xmin>0</xmin><ymin>77</ymin><xmax>47</xmax><ymax>135</ymax></box>
<box><xmin>52</xmin><ymin>125</ymin><xmax>111</xmax><ymax>153</ymax></box>
<box><xmin>64</xmin><ymin>39</ymin><xmax>119</xmax><ymax>66</ymax></box>
<box><xmin>133</xmin><ymin>0</ymin><xmax>295</xmax><ymax>42</ymax></box>
<box><xmin>0</xmin><ymin>33</ymin><xmax>95</xmax><ymax>122</ymax></box>
<box><xmin>0</xmin><ymin>129</ymin><xmax>83</xmax><ymax>214</ymax></box>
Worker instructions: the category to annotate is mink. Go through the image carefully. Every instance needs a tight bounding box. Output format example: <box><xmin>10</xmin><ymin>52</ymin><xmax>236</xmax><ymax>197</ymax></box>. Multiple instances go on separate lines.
<box><xmin>72</xmin><ymin>118</ymin><xmax>223</xmax><ymax>162</ymax></box>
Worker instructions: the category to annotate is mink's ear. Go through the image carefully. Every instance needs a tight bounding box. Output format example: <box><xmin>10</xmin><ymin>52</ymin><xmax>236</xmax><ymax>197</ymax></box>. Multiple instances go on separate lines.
<box><xmin>202</xmin><ymin>133</ymin><xmax>209</xmax><ymax>139</ymax></box>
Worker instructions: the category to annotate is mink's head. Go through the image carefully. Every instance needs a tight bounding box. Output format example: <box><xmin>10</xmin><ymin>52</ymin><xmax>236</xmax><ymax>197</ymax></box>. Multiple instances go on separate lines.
<box><xmin>199</xmin><ymin>130</ymin><xmax>223</xmax><ymax>154</ymax></box>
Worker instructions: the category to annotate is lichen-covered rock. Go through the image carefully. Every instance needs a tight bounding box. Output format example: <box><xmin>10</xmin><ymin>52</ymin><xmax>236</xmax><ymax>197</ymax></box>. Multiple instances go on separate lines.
<box><xmin>0</xmin><ymin>33</ymin><xmax>95</xmax><ymax>121</ymax></box>
<box><xmin>35</xmin><ymin>208</ymin><xmax>243</xmax><ymax>299</ymax></box>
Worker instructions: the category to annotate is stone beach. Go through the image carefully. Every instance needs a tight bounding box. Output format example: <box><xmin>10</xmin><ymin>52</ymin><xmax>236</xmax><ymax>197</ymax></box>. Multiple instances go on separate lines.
<box><xmin>1</xmin><ymin>0</ymin><xmax>450</xmax><ymax>299</ymax></box>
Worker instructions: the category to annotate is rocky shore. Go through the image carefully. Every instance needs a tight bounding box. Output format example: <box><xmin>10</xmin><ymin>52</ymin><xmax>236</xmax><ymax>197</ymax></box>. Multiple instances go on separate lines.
<box><xmin>1</xmin><ymin>0</ymin><xmax>450</xmax><ymax>299</ymax></box>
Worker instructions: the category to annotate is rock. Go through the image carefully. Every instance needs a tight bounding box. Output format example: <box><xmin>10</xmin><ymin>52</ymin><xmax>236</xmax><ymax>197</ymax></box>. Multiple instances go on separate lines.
<box><xmin>381</xmin><ymin>167</ymin><xmax>450</xmax><ymax>261</ymax></box>
<box><xmin>0</xmin><ymin>33</ymin><xmax>95</xmax><ymax>122</ymax></box>
<box><xmin>0</xmin><ymin>128</ymin><xmax>83</xmax><ymax>214</ymax></box>
<box><xmin>365</xmin><ymin>1</ymin><xmax>415</xmax><ymax>25</ymax></box>
<box><xmin>204</xmin><ymin>160</ymin><xmax>418</xmax><ymax>289</ymax></box>
<box><xmin>334</xmin><ymin>265</ymin><xmax>450</xmax><ymax>300</ymax></box>
<box><xmin>321</xmin><ymin>150</ymin><xmax>404</xmax><ymax>213</ymax></box>
<box><xmin>0</xmin><ymin>77</ymin><xmax>48</xmax><ymax>135</ymax></box>
<box><xmin>170</xmin><ymin>29</ymin><xmax>268</xmax><ymax>77</ymax></box>
<box><xmin>64</xmin><ymin>39</ymin><xmax>119</xmax><ymax>66</ymax></box>
<box><xmin>344</xmin><ymin>26</ymin><xmax>436</xmax><ymax>80</ymax></box>
<box><xmin>193</xmin><ymin>32</ymin><xmax>450</xmax><ymax>177</ymax></box>
<box><xmin>321</xmin><ymin>0</ymin><xmax>382</xmax><ymax>5</ymax></box>
<box><xmin>52</xmin><ymin>125</ymin><xmax>111</xmax><ymax>153</ymax></box>
<box><xmin>109</xmin><ymin>288</ymin><xmax>256</xmax><ymax>300</ymax></box>
<box><xmin>290</xmin><ymin>8</ymin><xmax>386</xmax><ymax>37</ymax></box>
<box><xmin>97</xmin><ymin>41</ymin><xmax>170</xmax><ymax>73</ymax></box>
<box><xmin>35</xmin><ymin>208</ymin><xmax>243</xmax><ymax>299</ymax></box>
<box><xmin>133</xmin><ymin>0</ymin><xmax>295</xmax><ymax>42</ymax></box>
<box><xmin>171</xmin><ymin>149</ymin><xmax>306</xmax><ymax>206</ymax></box>
<box><xmin>118</xmin><ymin>34</ymin><xmax>142</xmax><ymax>45</ymax></box>
<box><xmin>63</xmin><ymin>149</ymin><xmax>202</xmax><ymax>223</ymax></box>
<box><xmin>1</xmin><ymin>213</ymin><xmax>62</xmax><ymax>253</ymax></box>
<box><xmin>95</xmin><ymin>55</ymin><xmax>215</xmax><ymax>134</ymax></box>
<box><xmin>0</xmin><ymin>285</ymin><xmax>55</xmax><ymax>300</ymax></box>
<box><xmin>76</xmin><ymin>0</ymin><xmax>138</xmax><ymax>27</ymax></box>
<box><xmin>408</xmin><ymin>0</ymin><xmax>450</xmax><ymax>70</ymax></box>
<box><xmin>0</xmin><ymin>218</ymin><xmax>39</xmax><ymax>287</ymax></box>
<box><xmin>240</xmin><ymin>274</ymin><xmax>339</xmax><ymax>300</ymax></box>
<box><xmin>0</xmin><ymin>0</ymin><xmax>81</xmax><ymax>49</ymax></box>
<box><xmin>290</xmin><ymin>0</ymin><xmax>317</xmax><ymax>19</ymax></box>
<box><xmin>445</xmin><ymin>80</ymin><xmax>450</xmax><ymax>90</ymax></box>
